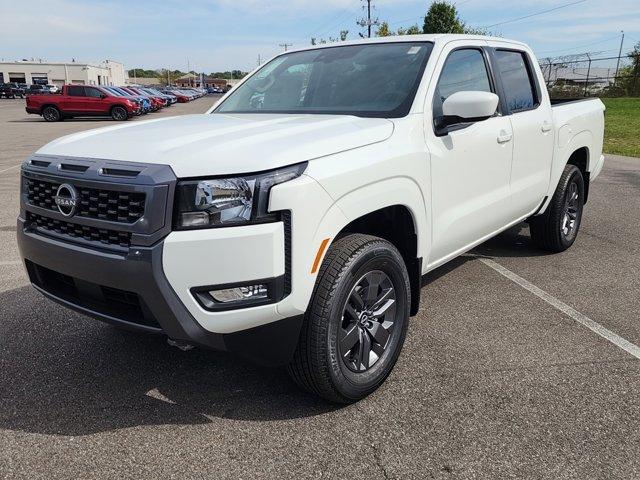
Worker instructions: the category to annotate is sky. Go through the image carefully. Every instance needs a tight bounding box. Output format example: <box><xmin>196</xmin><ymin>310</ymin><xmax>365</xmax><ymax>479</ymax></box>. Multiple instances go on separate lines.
<box><xmin>0</xmin><ymin>0</ymin><xmax>639</xmax><ymax>73</ymax></box>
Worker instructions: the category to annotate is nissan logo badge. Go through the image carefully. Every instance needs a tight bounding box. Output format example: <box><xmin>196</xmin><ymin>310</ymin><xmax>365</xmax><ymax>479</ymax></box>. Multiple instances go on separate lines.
<box><xmin>54</xmin><ymin>183</ymin><xmax>78</xmax><ymax>217</ymax></box>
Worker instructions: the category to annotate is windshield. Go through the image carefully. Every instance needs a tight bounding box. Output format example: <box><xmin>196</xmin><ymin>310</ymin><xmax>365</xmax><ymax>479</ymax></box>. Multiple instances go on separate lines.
<box><xmin>215</xmin><ymin>42</ymin><xmax>433</xmax><ymax>118</ymax></box>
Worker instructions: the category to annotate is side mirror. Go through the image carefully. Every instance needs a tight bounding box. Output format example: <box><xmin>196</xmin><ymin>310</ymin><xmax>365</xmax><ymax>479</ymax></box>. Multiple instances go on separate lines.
<box><xmin>436</xmin><ymin>91</ymin><xmax>499</xmax><ymax>135</ymax></box>
<box><xmin>100</xmin><ymin>93</ymin><xmax>107</xmax><ymax>99</ymax></box>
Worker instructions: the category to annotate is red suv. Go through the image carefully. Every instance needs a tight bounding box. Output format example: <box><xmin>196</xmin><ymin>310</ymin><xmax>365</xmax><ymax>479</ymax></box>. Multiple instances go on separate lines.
<box><xmin>26</xmin><ymin>85</ymin><xmax>141</xmax><ymax>121</ymax></box>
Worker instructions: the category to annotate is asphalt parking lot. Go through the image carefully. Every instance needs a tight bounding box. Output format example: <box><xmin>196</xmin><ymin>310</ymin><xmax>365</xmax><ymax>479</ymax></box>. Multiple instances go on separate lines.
<box><xmin>1</xmin><ymin>97</ymin><xmax>639</xmax><ymax>479</ymax></box>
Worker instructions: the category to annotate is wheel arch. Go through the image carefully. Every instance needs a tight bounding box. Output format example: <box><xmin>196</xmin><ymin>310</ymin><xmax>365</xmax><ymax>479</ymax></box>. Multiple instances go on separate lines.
<box><xmin>39</xmin><ymin>103</ymin><xmax>60</xmax><ymax>114</ymax></box>
<box><xmin>312</xmin><ymin>177</ymin><xmax>429</xmax><ymax>317</ymax></box>
<box><xmin>335</xmin><ymin>205</ymin><xmax>423</xmax><ymax>316</ymax></box>
<box><xmin>539</xmin><ymin>132</ymin><xmax>593</xmax><ymax>215</ymax></box>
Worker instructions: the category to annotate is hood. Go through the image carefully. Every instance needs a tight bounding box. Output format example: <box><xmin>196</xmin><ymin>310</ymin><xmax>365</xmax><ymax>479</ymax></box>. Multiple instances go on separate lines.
<box><xmin>37</xmin><ymin>114</ymin><xmax>394</xmax><ymax>177</ymax></box>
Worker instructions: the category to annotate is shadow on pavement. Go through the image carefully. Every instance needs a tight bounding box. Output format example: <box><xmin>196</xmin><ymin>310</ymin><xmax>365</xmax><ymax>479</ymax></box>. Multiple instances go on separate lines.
<box><xmin>474</xmin><ymin>222</ymin><xmax>552</xmax><ymax>259</ymax></box>
<box><xmin>0</xmin><ymin>286</ymin><xmax>338</xmax><ymax>437</ymax></box>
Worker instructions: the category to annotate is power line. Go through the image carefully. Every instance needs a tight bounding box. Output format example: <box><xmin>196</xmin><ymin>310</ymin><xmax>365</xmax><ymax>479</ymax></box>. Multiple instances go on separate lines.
<box><xmin>357</xmin><ymin>0</ymin><xmax>380</xmax><ymax>38</ymax></box>
<box><xmin>536</xmin><ymin>34</ymin><xmax>626</xmax><ymax>55</ymax></box>
<box><xmin>308</xmin><ymin>0</ymin><xmax>360</xmax><ymax>40</ymax></box>
<box><xmin>480</xmin><ymin>0</ymin><xmax>587</xmax><ymax>29</ymax></box>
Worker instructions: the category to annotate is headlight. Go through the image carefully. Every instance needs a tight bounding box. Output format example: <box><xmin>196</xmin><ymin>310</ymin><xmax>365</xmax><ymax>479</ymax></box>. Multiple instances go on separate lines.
<box><xmin>174</xmin><ymin>163</ymin><xmax>306</xmax><ymax>229</ymax></box>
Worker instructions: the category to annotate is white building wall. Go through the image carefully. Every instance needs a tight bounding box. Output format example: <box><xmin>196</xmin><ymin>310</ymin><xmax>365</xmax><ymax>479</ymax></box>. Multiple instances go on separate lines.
<box><xmin>0</xmin><ymin>60</ymin><xmax>128</xmax><ymax>86</ymax></box>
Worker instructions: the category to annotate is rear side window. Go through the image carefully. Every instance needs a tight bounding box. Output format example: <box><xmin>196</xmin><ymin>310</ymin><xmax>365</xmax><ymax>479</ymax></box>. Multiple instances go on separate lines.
<box><xmin>494</xmin><ymin>50</ymin><xmax>537</xmax><ymax>113</ymax></box>
<box><xmin>433</xmin><ymin>48</ymin><xmax>492</xmax><ymax>119</ymax></box>
<box><xmin>67</xmin><ymin>86</ymin><xmax>85</xmax><ymax>97</ymax></box>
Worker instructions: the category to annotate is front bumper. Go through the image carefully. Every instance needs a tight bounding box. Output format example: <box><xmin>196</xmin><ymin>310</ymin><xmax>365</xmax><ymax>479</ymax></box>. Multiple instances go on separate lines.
<box><xmin>16</xmin><ymin>157</ymin><xmax>305</xmax><ymax>366</ymax></box>
<box><xmin>17</xmin><ymin>222</ymin><xmax>302</xmax><ymax>366</ymax></box>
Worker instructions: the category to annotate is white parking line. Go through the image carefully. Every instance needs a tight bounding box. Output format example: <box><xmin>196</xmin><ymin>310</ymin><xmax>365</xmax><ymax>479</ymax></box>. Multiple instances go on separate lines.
<box><xmin>0</xmin><ymin>164</ymin><xmax>20</xmax><ymax>174</ymax></box>
<box><xmin>478</xmin><ymin>257</ymin><xmax>640</xmax><ymax>360</ymax></box>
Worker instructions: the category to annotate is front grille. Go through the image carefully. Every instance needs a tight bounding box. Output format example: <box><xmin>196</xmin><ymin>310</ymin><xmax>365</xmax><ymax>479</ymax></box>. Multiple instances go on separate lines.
<box><xmin>26</xmin><ymin>261</ymin><xmax>161</xmax><ymax>329</ymax></box>
<box><xmin>26</xmin><ymin>212</ymin><xmax>131</xmax><ymax>248</ymax></box>
<box><xmin>26</xmin><ymin>178</ymin><xmax>145</xmax><ymax>223</ymax></box>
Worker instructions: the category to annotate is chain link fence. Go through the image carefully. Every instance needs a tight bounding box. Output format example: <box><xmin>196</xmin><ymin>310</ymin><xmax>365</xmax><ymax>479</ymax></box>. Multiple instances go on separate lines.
<box><xmin>538</xmin><ymin>53</ymin><xmax>640</xmax><ymax>98</ymax></box>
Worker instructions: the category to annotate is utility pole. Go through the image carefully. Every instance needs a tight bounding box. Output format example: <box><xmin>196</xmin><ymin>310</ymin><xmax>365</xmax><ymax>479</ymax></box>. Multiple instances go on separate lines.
<box><xmin>614</xmin><ymin>30</ymin><xmax>625</xmax><ymax>86</ymax></box>
<box><xmin>357</xmin><ymin>0</ymin><xmax>379</xmax><ymax>38</ymax></box>
<box><xmin>279</xmin><ymin>43</ymin><xmax>292</xmax><ymax>52</ymax></box>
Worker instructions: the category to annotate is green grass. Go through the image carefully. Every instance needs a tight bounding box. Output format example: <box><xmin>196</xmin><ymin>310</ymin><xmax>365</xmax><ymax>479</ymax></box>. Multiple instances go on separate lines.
<box><xmin>601</xmin><ymin>97</ymin><xmax>640</xmax><ymax>158</ymax></box>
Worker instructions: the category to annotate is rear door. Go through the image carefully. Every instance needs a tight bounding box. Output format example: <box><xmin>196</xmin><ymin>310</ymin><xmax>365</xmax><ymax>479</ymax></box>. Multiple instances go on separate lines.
<box><xmin>425</xmin><ymin>42</ymin><xmax>515</xmax><ymax>266</ymax></box>
<box><xmin>62</xmin><ymin>85</ymin><xmax>86</xmax><ymax>112</ymax></box>
<box><xmin>488</xmin><ymin>45</ymin><xmax>554</xmax><ymax>217</ymax></box>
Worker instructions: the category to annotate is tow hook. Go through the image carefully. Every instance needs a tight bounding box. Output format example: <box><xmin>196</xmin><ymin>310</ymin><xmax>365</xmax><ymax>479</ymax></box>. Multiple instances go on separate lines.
<box><xmin>167</xmin><ymin>338</ymin><xmax>195</xmax><ymax>351</ymax></box>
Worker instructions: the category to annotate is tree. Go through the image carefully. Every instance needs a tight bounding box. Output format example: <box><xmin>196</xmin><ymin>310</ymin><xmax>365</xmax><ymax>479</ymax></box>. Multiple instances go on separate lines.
<box><xmin>423</xmin><ymin>1</ymin><xmax>464</xmax><ymax>34</ymax></box>
<box><xmin>311</xmin><ymin>30</ymin><xmax>349</xmax><ymax>45</ymax></box>
<box><xmin>376</xmin><ymin>22</ymin><xmax>421</xmax><ymax>37</ymax></box>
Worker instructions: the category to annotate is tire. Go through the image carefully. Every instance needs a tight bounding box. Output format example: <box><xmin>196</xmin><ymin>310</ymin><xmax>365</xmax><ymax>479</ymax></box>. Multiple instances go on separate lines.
<box><xmin>530</xmin><ymin>164</ymin><xmax>585</xmax><ymax>252</ymax></box>
<box><xmin>288</xmin><ymin>234</ymin><xmax>411</xmax><ymax>403</ymax></box>
<box><xmin>111</xmin><ymin>106</ymin><xmax>128</xmax><ymax>121</ymax></box>
<box><xmin>42</xmin><ymin>106</ymin><xmax>61</xmax><ymax>122</ymax></box>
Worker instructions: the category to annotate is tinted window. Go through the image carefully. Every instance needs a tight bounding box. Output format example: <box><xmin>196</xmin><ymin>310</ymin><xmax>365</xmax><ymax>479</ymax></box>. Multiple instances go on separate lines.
<box><xmin>67</xmin><ymin>86</ymin><xmax>85</xmax><ymax>97</ymax></box>
<box><xmin>216</xmin><ymin>42</ymin><xmax>433</xmax><ymax>118</ymax></box>
<box><xmin>85</xmin><ymin>87</ymin><xmax>103</xmax><ymax>98</ymax></box>
<box><xmin>495</xmin><ymin>50</ymin><xmax>536</xmax><ymax>112</ymax></box>
<box><xmin>433</xmin><ymin>48</ymin><xmax>492</xmax><ymax>118</ymax></box>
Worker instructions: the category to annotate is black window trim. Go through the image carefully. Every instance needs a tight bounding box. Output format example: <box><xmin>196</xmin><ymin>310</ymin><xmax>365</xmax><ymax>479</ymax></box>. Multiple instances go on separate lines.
<box><xmin>489</xmin><ymin>47</ymin><xmax>542</xmax><ymax>115</ymax></box>
<box><xmin>431</xmin><ymin>45</ymin><xmax>505</xmax><ymax>136</ymax></box>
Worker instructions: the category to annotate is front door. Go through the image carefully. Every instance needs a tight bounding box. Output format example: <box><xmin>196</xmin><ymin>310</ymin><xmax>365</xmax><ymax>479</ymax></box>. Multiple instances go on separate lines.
<box><xmin>425</xmin><ymin>44</ymin><xmax>514</xmax><ymax>267</ymax></box>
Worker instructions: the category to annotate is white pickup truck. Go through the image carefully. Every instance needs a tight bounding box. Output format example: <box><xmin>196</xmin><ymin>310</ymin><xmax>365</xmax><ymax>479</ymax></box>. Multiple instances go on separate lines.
<box><xmin>18</xmin><ymin>35</ymin><xmax>605</xmax><ymax>403</ymax></box>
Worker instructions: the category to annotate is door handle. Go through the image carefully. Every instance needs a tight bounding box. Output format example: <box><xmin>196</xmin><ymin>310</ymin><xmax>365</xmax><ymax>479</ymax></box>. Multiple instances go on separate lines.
<box><xmin>541</xmin><ymin>121</ymin><xmax>552</xmax><ymax>133</ymax></box>
<box><xmin>497</xmin><ymin>130</ymin><xmax>513</xmax><ymax>144</ymax></box>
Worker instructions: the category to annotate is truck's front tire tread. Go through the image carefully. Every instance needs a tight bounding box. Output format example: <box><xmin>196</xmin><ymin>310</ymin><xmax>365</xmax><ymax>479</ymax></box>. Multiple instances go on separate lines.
<box><xmin>287</xmin><ymin>234</ymin><xmax>410</xmax><ymax>403</ymax></box>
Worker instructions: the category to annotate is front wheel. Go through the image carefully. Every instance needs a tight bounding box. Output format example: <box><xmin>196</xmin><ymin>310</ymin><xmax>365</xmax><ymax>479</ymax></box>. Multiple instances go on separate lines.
<box><xmin>288</xmin><ymin>234</ymin><xmax>411</xmax><ymax>403</ymax></box>
<box><xmin>111</xmin><ymin>106</ymin><xmax>129</xmax><ymax>121</ymax></box>
<box><xmin>530</xmin><ymin>164</ymin><xmax>585</xmax><ymax>252</ymax></box>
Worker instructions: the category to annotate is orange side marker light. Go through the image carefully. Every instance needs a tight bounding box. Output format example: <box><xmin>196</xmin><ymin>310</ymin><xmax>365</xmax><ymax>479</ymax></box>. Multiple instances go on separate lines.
<box><xmin>311</xmin><ymin>238</ymin><xmax>331</xmax><ymax>274</ymax></box>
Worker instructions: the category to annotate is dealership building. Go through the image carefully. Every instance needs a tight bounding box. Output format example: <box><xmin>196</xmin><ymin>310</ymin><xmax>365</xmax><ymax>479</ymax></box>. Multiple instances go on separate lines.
<box><xmin>0</xmin><ymin>59</ymin><xmax>128</xmax><ymax>87</ymax></box>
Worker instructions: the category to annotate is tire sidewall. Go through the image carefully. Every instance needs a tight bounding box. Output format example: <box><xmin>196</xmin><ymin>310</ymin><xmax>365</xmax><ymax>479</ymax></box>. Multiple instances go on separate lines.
<box><xmin>43</xmin><ymin>106</ymin><xmax>60</xmax><ymax>122</ymax></box>
<box><xmin>325</xmin><ymin>243</ymin><xmax>410</xmax><ymax>400</ymax></box>
<box><xmin>112</xmin><ymin>106</ymin><xmax>127</xmax><ymax>121</ymax></box>
<box><xmin>557</xmin><ymin>167</ymin><xmax>584</xmax><ymax>248</ymax></box>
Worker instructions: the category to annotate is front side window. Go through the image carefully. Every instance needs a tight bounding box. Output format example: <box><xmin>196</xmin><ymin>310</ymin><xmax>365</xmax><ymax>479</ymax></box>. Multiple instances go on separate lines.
<box><xmin>433</xmin><ymin>48</ymin><xmax>492</xmax><ymax>119</ymax></box>
<box><xmin>494</xmin><ymin>50</ymin><xmax>536</xmax><ymax>113</ymax></box>
<box><xmin>67</xmin><ymin>86</ymin><xmax>85</xmax><ymax>97</ymax></box>
<box><xmin>215</xmin><ymin>42</ymin><xmax>433</xmax><ymax>118</ymax></box>
<box><xmin>85</xmin><ymin>87</ymin><xmax>103</xmax><ymax>98</ymax></box>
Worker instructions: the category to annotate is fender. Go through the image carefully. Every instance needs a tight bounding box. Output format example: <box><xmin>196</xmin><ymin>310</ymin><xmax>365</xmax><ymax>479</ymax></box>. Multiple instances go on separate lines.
<box><xmin>538</xmin><ymin>129</ymin><xmax>592</xmax><ymax>215</ymax></box>
<box><xmin>271</xmin><ymin>175</ymin><xmax>428</xmax><ymax>318</ymax></box>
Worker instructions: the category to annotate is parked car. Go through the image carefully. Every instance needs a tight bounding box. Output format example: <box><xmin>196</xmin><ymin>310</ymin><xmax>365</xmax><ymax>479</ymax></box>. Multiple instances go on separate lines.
<box><xmin>122</xmin><ymin>86</ymin><xmax>164</xmax><ymax>111</ymax></box>
<box><xmin>0</xmin><ymin>82</ymin><xmax>26</xmax><ymax>98</ymax></box>
<box><xmin>17</xmin><ymin>35</ymin><xmax>606</xmax><ymax>402</ymax></box>
<box><xmin>47</xmin><ymin>84</ymin><xmax>60</xmax><ymax>94</ymax></box>
<box><xmin>166</xmin><ymin>89</ymin><xmax>190</xmax><ymax>103</ymax></box>
<box><xmin>25</xmin><ymin>84</ymin><xmax>141</xmax><ymax>121</ymax></box>
<box><xmin>108</xmin><ymin>86</ymin><xmax>151</xmax><ymax>113</ymax></box>
<box><xmin>28</xmin><ymin>84</ymin><xmax>51</xmax><ymax>95</ymax></box>
<box><xmin>102</xmin><ymin>86</ymin><xmax>146</xmax><ymax>115</ymax></box>
<box><xmin>142</xmin><ymin>87</ymin><xmax>176</xmax><ymax>105</ymax></box>
<box><xmin>130</xmin><ymin>86</ymin><xmax>169</xmax><ymax>108</ymax></box>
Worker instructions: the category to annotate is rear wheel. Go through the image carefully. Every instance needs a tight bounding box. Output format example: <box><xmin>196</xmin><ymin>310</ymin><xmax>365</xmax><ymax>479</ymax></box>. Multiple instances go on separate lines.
<box><xmin>111</xmin><ymin>106</ymin><xmax>128</xmax><ymax>121</ymax></box>
<box><xmin>42</xmin><ymin>106</ymin><xmax>61</xmax><ymax>122</ymax></box>
<box><xmin>287</xmin><ymin>234</ymin><xmax>410</xmax><ymax>403</ymax></box>
<box><xmin>530</xmin><ymin>164</ymin><xmax>585</xmax><ymax>252</ymax></box>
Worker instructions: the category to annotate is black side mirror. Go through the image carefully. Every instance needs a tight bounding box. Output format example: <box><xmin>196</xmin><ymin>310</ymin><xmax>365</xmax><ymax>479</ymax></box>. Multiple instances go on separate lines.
<box><xmin>100</xmin><ymin>93</ymin><xmax>107</xmax><ymax>99</ymax></box>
